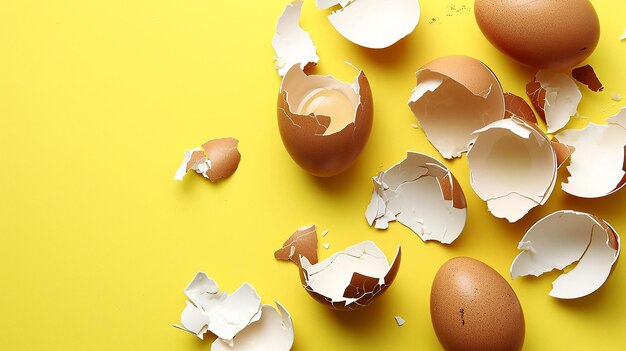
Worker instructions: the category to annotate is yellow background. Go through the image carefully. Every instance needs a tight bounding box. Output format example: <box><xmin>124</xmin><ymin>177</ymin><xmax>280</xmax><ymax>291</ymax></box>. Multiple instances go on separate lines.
<box><xmin>1</xmin><ymin>0</ymin><xmax>625</xmax><ymax>349</ymax></box>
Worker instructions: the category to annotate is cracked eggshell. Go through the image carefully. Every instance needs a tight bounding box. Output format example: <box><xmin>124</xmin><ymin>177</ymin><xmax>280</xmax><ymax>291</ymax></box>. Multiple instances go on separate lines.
<box><xmin>275</xmin><ymin>227</ymin><xmax>401</xmax><ymax>310</ymax></box>
<box><xmin>323</xmin><ymin>0</ymin><xmax>420</xmax><ymax>49</ymax></box>
<box><xmin>475</xmin><ymin>0</ymin><xmax>600</xmax><ymax>70</ymax></box>
<box><xmin>572</xmin><ymin>65</ymin><xmax>604</xmax><ymax>92</ymax></box>
<box><xmin>278</xmin><ymin>64</ymin><xmax>373</xmax><ymax>177</ymax></box>
<box><xmin>467</xmin><ymin>117</ymin><xmax>557</xmax><ymax>223</ymax></box>
<box><xmin>175</xmin><ymin>138</ymin><xmax>241</xmax><ymax>182</ymax></box>
<box><xmin>526</xmin><ymin>71</ymin><xmax>582</xmax><ymax>133</ymax></box>
<box><xmin>555</xmin><ymin>108</ymin><xmax>626</xmax><ymax>198</ymax></box>
<box><xmin>431</xmin><ymin>257</ymin><xmax>525</xmax><ymax>351</ymax></box>
<box><xmin>273</xmin><ymin>0</ymin><xmax>319</xmax><ymax>77</ymax></box>
<box><xmin>364</xmin><ymin>151</ymin><xmax>467</xmax><ymax>244</ymax></box>
<box><xmin>174</xmin><ymin>273</ymin><xmax>294</xmax><ymax>350</ymax></box>
<box><xmin>408</xmin><ymin>55</ymin><xmax>505</xmax><ymax>159</ymax></box>
<box><xmin>511</xmin><ymin>211</ymin><xmax>621</xmax><ymax>299</ymax></box>
<box><xmin>504</xmin><ymin>92</ymin><xmax>537</xmax><ymax>125</ymax></box>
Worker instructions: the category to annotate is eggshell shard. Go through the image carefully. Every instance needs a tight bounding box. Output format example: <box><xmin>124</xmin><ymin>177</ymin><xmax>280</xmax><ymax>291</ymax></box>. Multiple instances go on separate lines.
<box><xmin>175</xmin><ymin>138</ymin><xmax>241</xmax><ymax>182</ymax></box>
<box><xmin>211</xmin><ymin>302</ymin><xmax>294</xmax><ymax>351</ymax></box>
<box><xmin>474</xmin><ymin>0</ymin><xmax>600</xmax><ymax>70</ymax></box>
<box><xmin>323</xmin><ymin>0</ymin><xmax>420</xmax><ymax>49</ymax></box>
<box><xmin>504</xmin><ymin>92</ymin><xmax>537</xmax><ymax>125</ymax></box>
<box><xmin>394</xmin><ymin>316</ymin><xmax>406</xmax><ymax>326</ymax></box>
<box><xmin>431</xmin><ymin>257</ymin><xmax>525</xmax><ymax>351</ymax></box>
<box><xmin>550</xmin><ymin>137</ymin><xmax>575</xmax><ymax>169</ymax></box>
<box><xmin>554</xmin><ymin>108</ymin><xmax>626</xmax><ymax>198</ymax></box>
<box><xmin>467</xmin><ymin>117</ymin><xmax>557</xmax><ymax>223</ymax></box>
<box><xmin>278</xmin><ymin>64</ymin><xmax>373</xmax><ymax>177</ymax></box>
<box><xmin>174</xmin><ymin>273</ymin><xmax>294</xmax><ymax>350</ymax></box>
<box><xmin>572</xmin><ymin>65</ymin><xmax>604</xmax><ymax>92</ymax></box>
<box><xmin>408</xmin><ymin>56</ymin><xmax>505</xmax><ymax>159</ymax></box>
<box><xmin>364</xmin><ymin>152</ymin><xmax>467</xmax><ymax>244</ymax></box>
<box><xmin>272</xmin><ymin>0</ymin><xmax>319</xmax><ymax>77</ymax></box>
<box><xmin>274</xmin><ymin>225</ymin><xmax>318</xmax><ymax>266</ymax></box>
<box><xmin>511</xmin><ymin>211</ymin><xmax>621</xmax><ymax>299</ymax></box>
<box><xmin>526</xmin><ymin>71</ymin><xmax>582</xmax><ymax>133</ymax></box>
<box><xmin>275</xmin><ymin>228</ymin><xmax>401</xmax><ymax>310</ymax></box>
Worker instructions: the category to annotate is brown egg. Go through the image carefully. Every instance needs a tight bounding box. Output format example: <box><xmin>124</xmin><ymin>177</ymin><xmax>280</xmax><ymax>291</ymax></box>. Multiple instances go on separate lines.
<box><xmin>475</xmin><ymin>0</ymin><xmax>600</xmax><ymax>70</ymax></box>
<box><xmin>277</xmin><ymin>64</ymin><xmax>373</xmax><ymax>177</ymax></box>
<box><xmin>431</xmin><ymin>257</ymin><xmax>525</xmax><ymax>351</ymax></box>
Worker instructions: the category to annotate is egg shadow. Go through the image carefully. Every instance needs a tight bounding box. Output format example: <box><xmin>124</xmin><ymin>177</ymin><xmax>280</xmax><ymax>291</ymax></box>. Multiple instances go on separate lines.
<box><xmin>320</xmin><ymin>293</ymin><xmax>394</xmax><ymax>336</ymax></box>
<box><xmin>354</xmin><ymin>33</ymin><xmax>415</xmax><ymax>68</ymax></box>
<box><xmin>303</xmin><ymin>155</ymin><xmax>372</xmax><ymax>196</ymax></box>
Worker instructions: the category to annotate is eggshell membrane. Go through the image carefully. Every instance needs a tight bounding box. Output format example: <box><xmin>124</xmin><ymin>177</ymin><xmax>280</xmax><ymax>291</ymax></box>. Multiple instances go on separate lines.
<box><xmin>511</xmin><ymin>211</ymin><xmax>621</xmax><ymax>299</ymax></box>
<box><xmin>278</xmin><ymin>65</ymin><xmax>373</xmax><ymax>177</ymax></box>
<box><xmin>474</xmin><ymin>0</ymin><xmax>600</xmax><ymax>70</ymax></box>
<box><xmin>430</xmin><ymin>257</ymin><xmax>525</xmax><ymax>351</ymax></box>
<box><xmin>467</xmin><ymin>117</ymin><xmax>557</xmax><ymax>222</ymax></box>
<box><xmin>408</xmin><ymin>56</ymin><xmax>505</xmax><ymax>159</ymax></box>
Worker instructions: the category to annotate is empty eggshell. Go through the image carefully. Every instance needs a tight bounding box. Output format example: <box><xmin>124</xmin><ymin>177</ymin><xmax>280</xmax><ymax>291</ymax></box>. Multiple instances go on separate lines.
<box><xmin>526</xmin><ymin>71</ymin><xmax>582</xmax><ymax>133</ymax></box>
<box><xmin>467</xmin><ymin>117</ymin><xmax>557</xmax><ymax>222</ymax></box>
<box><xmin>474</xmin><ymin>0</ymin><xmax>600</xmax><ymax>70</ymax></box>
<box><xmin>511</xmin><ymin>211</ymin><xmax>621</xmax><ymax>299</ymax></box>
<box><xmin>278</xmin><ymin>64</ymin><xmax>373</xmax><ymax>177</ymax></box>
<box><xmin>431</xmin><ymin>257</ymin><xmax>525</xmax><ymax>351</ymax></box>
<box><xmin>275</xmin><ymin>226</ymin><xmax>401</xmax><ymax>310</ymax></box>
<box><xmin>554</xmin><ymin>108</ymin><xmax>626</xmax><ymax>198</ymax></box>
<box><xmin>364</xmin><ymin>151</ymin><xmax>467</xmax><ymax>244</ymax></box>
<box><xmin>175</xmin><ymin>138</ymin><xmax>241</xmax><ymax>182</ymax></box>
<box><xmin>408</xmin><ymin>55</ymin><xmax>505</xmax><ymax>159</ymax></box>
<box><xmin>320</xmin><ymin>0</ymin><xmax>420</xmax><ymax>49</ymax></box>
<box><xmin>272</xmin><ymin>0</ymin><xmax>319</xmax><ymax>77</ymax></box>
<box><xmin>174</xmin><ymin>272</ymin><xmax>294</xmax><ymax>350</ymax></box>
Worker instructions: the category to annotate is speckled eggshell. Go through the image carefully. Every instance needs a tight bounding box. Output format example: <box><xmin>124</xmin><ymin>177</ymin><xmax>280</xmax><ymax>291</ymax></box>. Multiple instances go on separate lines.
<box><xmin>430</xmin><ymin>257</ymin><xmax>525</xmax><ymax>351</ymax></box>
<box><xmin>475</xmin><ymin>0</ymin><xmax>600</xmax><ymax>70</ymax></box>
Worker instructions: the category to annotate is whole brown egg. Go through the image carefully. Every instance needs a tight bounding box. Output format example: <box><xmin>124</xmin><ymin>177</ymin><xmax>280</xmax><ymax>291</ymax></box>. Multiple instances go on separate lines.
<box><xmin>430</xmin><ymin>257</ymin><xmax>525</xmax><ymax>351</ymax></box>
<box><xmin>474</xmin><ymin>0</ymin><xmax>600</xmax><ymax>70</ymax></box>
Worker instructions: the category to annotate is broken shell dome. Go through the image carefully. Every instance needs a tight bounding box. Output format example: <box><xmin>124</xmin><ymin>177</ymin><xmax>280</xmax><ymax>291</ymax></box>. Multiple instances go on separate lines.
<box><xmin>511</xmin><ymin>211</ymin><xmax>620</xmax><ymax>299</ymax></box>
<box><xmin>319</xmin><ymin>0</ymin><xmax>421</xmax><ymax>49</ymax></box>
<box><xmin>275</xmin><ymin>225</ymin><xmax>401</xmax><ymax>310</ymax></box>
<box><xmin>174</xmin><ymin>272</ymin><xmax>294</xmax><ymax>350</ymax></box>
<box><xmin>467</xmin><ymin>117</ymin><xmax>557</xmax><ymax>223</ymax></box>
<box><xmin>408</xmin><ymin>55</ymin><xmax>505</xmax><ymax>159</ymax></box>
<box><xmin>278</xmin><ymin>64</ymin><xmax>373</xmax><ymax>177</ymax></box>
<box><xmin>365</xmin><ymin>152</ymin><xmax>467</xmax><ymax>244</ymax></box>
<box><xmin>555</xmin><ymin>108</ymin><xmax>626</xmax><ymax>198</ymax></box>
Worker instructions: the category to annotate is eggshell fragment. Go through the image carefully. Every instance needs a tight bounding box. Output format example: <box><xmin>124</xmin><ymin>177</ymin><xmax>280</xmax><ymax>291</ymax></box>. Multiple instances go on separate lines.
<box><xmin>572</xmin><ymin>65</ymin><xmax>604</xmax><ymax>92</ymax></box>
<box><xmin>322</xmin><ymin>0</ymin><xmax>420</xmax><ymax>49</ymax></box>
<box><xmin>554</xmin><ymin>108</ymin><xmax>626</xmax><ymax>198</ymax></box>
<box><xmin>275</xmin><ymin>227</ymin><xmax>401</xmax><ymax>310</ymax></box>
<box><xmin>272</xmin><ymin>0</ymin><xmax>319</xmax><ymax>77</ymax></box>
<box><xmin>408</xmin><ymin>56</ymin><xmax>505</xmax><ymax>159</ymax></box>
<box><xmin>504</xmin><ymin>92</ymin><xmax>537</xmax><ymax>125</ymax></box>
<box><xmin>431</xmin><ymin>257</ymin><xmax>525</xmax><ymax>351</ymax></box>
<box><xmin>175</xmin><ymin>138</ymin><xmax>241</xmax><ymax>182</ymax></box>
<box><xmin>526</xmin><ymin>71</ymin><xmax>582</xmax><ymax>133</ymax></box>
<box><xmin>278</xmin><ymin>64</ymin><xmax>373</xmax><ymax>177</ymax></box>
<box><xmin>394</xmin><ymin>316</ymin><xmax>405</xmax><ymax>326</ymax></box>
<box><xmin>511</xmin><ymin>211</ymin><xmax>621</xmax><ymax>299</ymax></box>
<box><xmin>474</xmin><ymin>0</ymin><xmax>600</xmax><ymax>70</ymax></box>
<box><xmin>467</xmin><ymin>117</ymin><xmax>557</xmax><ymax>222</ymax></box>
<box><xmin>365</xmin><ymin>152</ymin><xmax>467</xmax><ymax>244</ymax></box>
<box><xmin>274</xmin><ymin>225</ymin><xmax>318</xmax><ymax>266</ymax></box>
<box><xmin>174</xmin><ymin>273</ymin><xmax>294</xmax><ymax>350</ymax></box>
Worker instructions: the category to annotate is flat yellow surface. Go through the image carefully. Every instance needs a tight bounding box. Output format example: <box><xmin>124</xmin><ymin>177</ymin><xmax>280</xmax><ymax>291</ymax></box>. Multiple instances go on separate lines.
<box><xmin>1</xmin><ymin>0</ymin><xmax>625</xmax><ymax>350</ymax></box>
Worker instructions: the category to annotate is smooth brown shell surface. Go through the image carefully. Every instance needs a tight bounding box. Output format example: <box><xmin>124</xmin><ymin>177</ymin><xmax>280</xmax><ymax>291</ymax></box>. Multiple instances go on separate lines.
<box><xmin>277</xmin><ymin>71</ymin><xmax>373</xmax><ymax>177</ymax></box>
<box><xmin>475</xmin><ymin>0</ymin><xmax>600</xmax><ymax>70</ymax></box>
<box><xmin>431</xmin><ymin>257</ymin><xmax>525</xmax><ymax>351</ymax></box>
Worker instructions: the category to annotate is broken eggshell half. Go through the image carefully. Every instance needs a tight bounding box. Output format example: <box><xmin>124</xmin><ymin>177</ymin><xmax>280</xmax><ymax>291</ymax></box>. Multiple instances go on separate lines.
<box><xmin>365</xmin><ymin>151</ymin><xmax>467</xmax><ymax>244</ymax></box>
<box><xmin>511</xmin><ymin>211</ymin><xmax>621</xmax><ymax>299</ymax></box>
<box><xmin>555</xmin><ymin>107</ymin><xmax>626</xmax><ymax>198</ymax></box>
<box><xmin>408</xmin><ymin>55</ymin><xmax>505</xmax><ymax>159</ymax></box>
<box><xmin>174</xmin><ymin>272</ymin><xmax>294</xmax><ymax>351</ymax></box>
<box><xmin>467</xmin><ymin>117</ymin><xmax>557</xmax><ymax>223</ymax></box>
<box><xmin>526</xmin><ymin>70</ymin><xmax>582</xmax><ymax>133</ymax></box>
<box><xmin>319</xmin><ymin>0</ymin><xmax>420</xmax><ymax>49</ymax></box>
<box><xmin>278</xmin><ymin>64</ymin><xmax>373</xmax><ymax>177</ymax></box>
<box><xmin>272</xmin><ymin>0</ymin><xmax>319</xmax><ymax>77</ymax></box>
<box><xmin>175</xmin><ymin>138</ymin><xmax>241</xmax><ymax>182</ymax></box>
<box><xmin>275</xmin><ymin>225</ymin><xmax>401</xmax><ymax>310</ymax></box>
